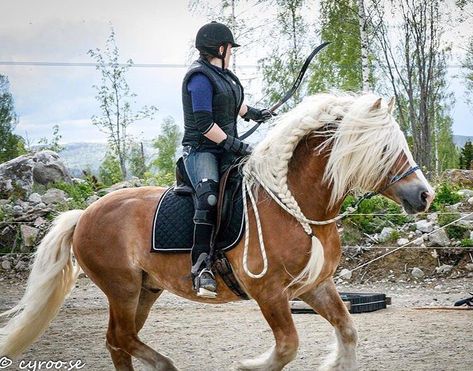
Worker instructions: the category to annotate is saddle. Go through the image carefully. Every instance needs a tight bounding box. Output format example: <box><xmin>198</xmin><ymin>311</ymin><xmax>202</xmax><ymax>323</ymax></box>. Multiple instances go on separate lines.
<box><xmin>150</xmin><ymin>157</ymin><xmax>249</xmax><ymax>299</ymax></box>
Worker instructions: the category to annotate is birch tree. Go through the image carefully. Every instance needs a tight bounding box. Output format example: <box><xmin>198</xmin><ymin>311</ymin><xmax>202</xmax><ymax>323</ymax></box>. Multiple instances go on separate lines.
<box><xmin>88</xmin><ymin>29</ymin><xmax>157</xmax><ymax>180</ymax></box>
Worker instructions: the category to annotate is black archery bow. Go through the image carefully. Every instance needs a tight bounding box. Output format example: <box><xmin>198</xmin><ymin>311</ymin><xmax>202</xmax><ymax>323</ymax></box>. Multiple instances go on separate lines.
<box><xmin>240</xmin><ymin>41</ymin><xmax>331</xmax><ymax>140</ymax></box>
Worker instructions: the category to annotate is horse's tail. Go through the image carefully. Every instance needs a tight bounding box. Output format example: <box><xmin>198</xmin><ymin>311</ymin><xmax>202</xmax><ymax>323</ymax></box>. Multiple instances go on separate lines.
<box><xmin>0</xmin><ymin>209</ymin><xmax>83</xmax><ymax>358</ymax></box>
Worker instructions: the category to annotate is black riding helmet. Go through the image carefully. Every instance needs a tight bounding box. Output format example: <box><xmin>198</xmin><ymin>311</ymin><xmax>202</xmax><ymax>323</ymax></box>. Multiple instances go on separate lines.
<box><xmin>195</xmin><ymin>21</ymin><xmax>240</xmax><ymax>68</ymax></box>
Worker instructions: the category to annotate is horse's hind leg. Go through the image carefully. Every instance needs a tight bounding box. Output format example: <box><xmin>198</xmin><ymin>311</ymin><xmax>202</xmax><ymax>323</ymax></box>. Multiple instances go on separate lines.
<box><xmin>105</xmin><ymin>279</ymin><xmax>176</xmax><ymax>371</ymax></box>
<box><xmin>299</xmin><ymin>279</ymin><xmax>357</xmax><ymax>371</ymax></box>
<box><xmin>238</xmin><ymin>295</ymin><xmax>299</xmax><ymax>371</ymax></box>
<box><xmin>106</xmin><ymin>287</ymin><xmax>164</xmax><ymax>371</ymax></box>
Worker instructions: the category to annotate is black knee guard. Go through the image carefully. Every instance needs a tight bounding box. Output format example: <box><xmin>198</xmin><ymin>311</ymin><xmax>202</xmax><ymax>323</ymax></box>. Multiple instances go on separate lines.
<box><xmin>193</xmin><ymin>179</ymin><xmax>218</xmax><ymax>225</ymax></box>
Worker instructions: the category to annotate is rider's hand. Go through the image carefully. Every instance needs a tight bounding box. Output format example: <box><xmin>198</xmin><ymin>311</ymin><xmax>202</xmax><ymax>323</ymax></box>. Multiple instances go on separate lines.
<box><xmin>243</xmin><ymin>106</ymin><xmax>276</xmax><ymax>123</ymax></box>
<box><xmin>218</xmin><ymin>135</ymin><xmax>253</xmax><ymax>156</ymax></box>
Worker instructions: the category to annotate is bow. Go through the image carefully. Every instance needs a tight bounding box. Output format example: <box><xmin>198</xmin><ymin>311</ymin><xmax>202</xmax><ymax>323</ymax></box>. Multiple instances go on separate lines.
<box><xmin>240</xmin><ymin>41</ymin><xmax>331</xmax><ymax>140</ymax></box>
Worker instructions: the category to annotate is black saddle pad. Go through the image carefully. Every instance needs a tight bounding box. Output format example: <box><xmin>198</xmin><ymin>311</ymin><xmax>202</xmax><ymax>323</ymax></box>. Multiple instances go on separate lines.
<box><xmin>150</xmin><ymin>186</ymin><xmax>245</xmax><ymax>253</ymax></box>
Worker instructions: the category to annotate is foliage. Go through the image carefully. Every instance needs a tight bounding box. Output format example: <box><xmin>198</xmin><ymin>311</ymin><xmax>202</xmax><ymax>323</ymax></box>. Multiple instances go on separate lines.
<box><xmin>341</xmin><ymin>194</ymin><xmax>410</xmax><ymax>234</ymax></box>
<box><xmin>150</xmin><ymin>117</ymin><xmax>181</xmax><ymax>186</ymax></box>
<box><xmin>0</xmin><ymin>75</ymin><xmax>26</xmax><ymax>163</ymax></box>
<box><xmin>459</xmin><ymin>140</ymin><xmax>473</xmax><ymax>170</ymax></box>
<box><xmin>99</xmin><ymin>151</ymin><xmax>123</xmax><ymax>186</ymax></box>
<box><xmin>437</xmin><ymin>210</ymin><xmax>468</xmax><ymax>240</ymax></box>
<box><xmin>460</xmin><ymin>238</ymin><xmax>473</xmax><ymax>247</ymax></box>
<box><xmin>37</xmin><ymin>124</ymin><xmax>64</xmax><ymax>153</ymax></box>
<box><xmin>53</xmin><ymin>181</ymin><xmax>95</xmax><ymax>208</ymax></box>
<box><xmin>129</xmin><ymin>141</ymin><xmax>148</xmax><ymax>179</ymax></box>
<box><xmin>259</xmin><ymin>0</ymin><xmax>308</xmax><ymax>110</ymax></box>
<box><xmin>430</xmin><ymin>183</ymin><xmax>461</xmax><ymax>211</ymax></box>
<box><xmin>88</xmin><ymin>28</ymin><xmax>157</xmax><ymax>179</ymax></box>
<box><xmin>308</xmin><ymin>0</ymin><xmax>367</xmax><ymax>93</ymax></box>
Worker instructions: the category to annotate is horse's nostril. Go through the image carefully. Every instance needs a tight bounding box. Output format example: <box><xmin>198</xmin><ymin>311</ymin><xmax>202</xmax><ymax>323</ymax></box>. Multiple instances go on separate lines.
<box><xmin>421</xmin><ymin>191</ymin><xmax>428</xmax><ymax>202</ymax></box>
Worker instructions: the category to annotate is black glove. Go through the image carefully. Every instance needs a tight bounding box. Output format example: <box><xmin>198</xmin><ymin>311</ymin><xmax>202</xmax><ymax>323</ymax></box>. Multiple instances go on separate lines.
<box><xmin>243</xmin><ymin>106</ymin><xmax>275</xmax><ymax>123</ymax></box>
<box><xmin>218</xmin><ymin>135</ymin><xmax>253</xmax><ymax>156</ymax></box>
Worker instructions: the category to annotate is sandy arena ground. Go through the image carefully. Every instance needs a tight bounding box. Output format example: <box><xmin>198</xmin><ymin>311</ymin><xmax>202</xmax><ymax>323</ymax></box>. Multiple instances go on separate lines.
<box><xmin>0</xmin><ymin>276</ymin><xmax>471</xmax><ymax>371</ymax></box>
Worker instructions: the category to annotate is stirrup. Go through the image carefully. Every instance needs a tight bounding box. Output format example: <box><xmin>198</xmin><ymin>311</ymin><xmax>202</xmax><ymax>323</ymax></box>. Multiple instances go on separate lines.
<box><xmin>195</xmin><ymin>268</ymin><xmax>217</xmax><ymax>299</ymax></box>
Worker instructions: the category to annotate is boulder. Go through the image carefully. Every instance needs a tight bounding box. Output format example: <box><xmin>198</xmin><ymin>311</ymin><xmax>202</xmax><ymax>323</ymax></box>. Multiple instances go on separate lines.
<box><xmin>100</xmin><ymin>177</ymin><xmax>143</xmax><ymax>195</ymax></box>
<box><xmin>457</xmin><ymin>189</ymin><xmax>473</xmax><ymax>198</ymax></box>
<box><xmin>468</xmin><ymin>197</ymin><xmax>473</xmax><ymax>206</ymax></box>
<box><xmin>0</xmin><ymin>150</ymin><xmax>71</xmax><ymax>199</ymax></box>
<box><xmin>41</xmin><ymin>188</ymin><xmax>67</xmax><ymax>204</ymax></box>
<box><xmin>442</xmin><ymin>169</ymin><xmax>473</xmax><ymax>187</ymax></box>
<box><xmin>86</xmin><ymin>195</ymin><xmax>100</xmax><ymax>206</ymax></box>
<box><xmin>435</xmin><ymin>264</ymin><xmax>453</xmax><ymax>274</ymax></box>
<box><xmin>339</xmin><ymin>268</ymin><xmax>352</xmax><ymax>280</ymax></box>
<box><xmin>378</xmin><ymin>227</ymin><xmax>395</xmax><ymax>242</ymax></box>
<box><xmin>1</xmin><ymin>259</ymin><xmax>11</xmax><ymax>271</ymax></box>
<box><xmin>466</xmin><ymin>263</ymin><xmax>473</xmax><ymax>272</ymax></box>
<box><xmin>415</xmin><ymin>220</ymin><xmax>434</xmax><ymax>233</ymax></box>
<box><xmin>397</xmin><ymin>238</ymin><xmax>409</xmax><ymax>246</ymax></box>
<box><xmin>411</xmin><ymin>267</ymin><xmax>424</xmax><ymax>278</ymax></box>
<box><xmin>20</xmin><ymin>225</ymin><xmax>39</xmax><ymax>247</ymax></box>
<box><xmin>427</xmin><ymin>229</ymin><xmax>450</xmax><ymax>247</ymax></box>
<box><xmin>28</xmin><ymin>192</ymin><xmax>42</xmax><ymax>204</ymax></box>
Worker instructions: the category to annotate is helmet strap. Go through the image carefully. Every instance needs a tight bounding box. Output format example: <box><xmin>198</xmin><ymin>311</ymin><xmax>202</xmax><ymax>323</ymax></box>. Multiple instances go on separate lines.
<box><xmin>219</xmin><ymin>44</ymin><xmax>229</xmax><ymax>69</ymax></box>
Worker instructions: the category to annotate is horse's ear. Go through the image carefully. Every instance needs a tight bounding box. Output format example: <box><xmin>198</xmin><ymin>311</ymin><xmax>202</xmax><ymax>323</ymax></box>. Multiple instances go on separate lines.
<box><xmin>370</xmin><ymin>98</ymin><xmax>382</xmax><ymax>112</ymax></box>
<box><xmin>388</xmin><ymin>96</ymin><xmax>395</xmax><ymax>113</ymax></box>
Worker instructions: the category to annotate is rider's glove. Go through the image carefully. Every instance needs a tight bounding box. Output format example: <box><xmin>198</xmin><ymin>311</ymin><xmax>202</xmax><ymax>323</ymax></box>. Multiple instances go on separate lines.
<box><xmin>242</xmin><ymin>106</ymin><xmax>275</xmax><ymax>123</ymax></box>
<box><xmin>218</xmin><ymin>135</ymin><xmax>253</xmax><ymax>157</ymax></box>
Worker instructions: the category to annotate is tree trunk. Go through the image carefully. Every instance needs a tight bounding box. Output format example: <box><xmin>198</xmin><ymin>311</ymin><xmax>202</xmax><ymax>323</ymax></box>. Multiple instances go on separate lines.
<box><xmin>357</xmin><ymin>0</ymin><xmax>370</xmax><ymax>91</ymax></box>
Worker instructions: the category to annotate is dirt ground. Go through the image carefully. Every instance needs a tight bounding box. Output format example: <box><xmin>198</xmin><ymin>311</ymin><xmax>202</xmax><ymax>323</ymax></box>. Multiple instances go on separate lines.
<box><xmin>0</xmin><ymin>275</ymin><xmax>471</xmax><ymax>371</ymax></box>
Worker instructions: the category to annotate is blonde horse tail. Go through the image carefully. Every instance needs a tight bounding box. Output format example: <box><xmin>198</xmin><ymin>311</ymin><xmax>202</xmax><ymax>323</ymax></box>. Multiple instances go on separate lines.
<box><xmin>0</xmin><ymin>209</ymin><xmax>83</xmax><ymax>358</ymax></box>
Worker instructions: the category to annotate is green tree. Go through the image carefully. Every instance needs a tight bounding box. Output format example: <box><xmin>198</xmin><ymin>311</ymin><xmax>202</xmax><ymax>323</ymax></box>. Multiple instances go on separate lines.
<box><xmin>129</xmin><ymin>141</ymin><xmax>147</xmax><ymax>179</ymax></box>
<box><xmin>38</xmin><ymin>124</ymin><xmax>64</xmax><ymax>153</ymax></box>
<box><xmin>0</xmin><ymin>75</ymin><xmax>25</xmax><ymax>163</ymax></box>
<box><xmin>259</xmin><ymin>0</ymin><xmax>309</xmax><ymax>111</ymax></box>
<box><xmin>99</xmin><ymin>151</ymin><xmax>123</xmax><ymax>186</ymax></box>
<box><xmin>88</xmin><ymin>29</ymin><xmax>157</xmax><ymax>180</ymax></box>
<box><xmin>151</xmin><ymin>117</ymin><xmax>181</xmax><ymax>186</ymax></box>
<box><xmin>308</xmin><ymin>0</ymin><xmax>367</xmax><ymax>93</ymax></box>
<box><xmin>459</xmin><ymin>140</ymin><xmax>473</xmax><ymax>169</ymax></box>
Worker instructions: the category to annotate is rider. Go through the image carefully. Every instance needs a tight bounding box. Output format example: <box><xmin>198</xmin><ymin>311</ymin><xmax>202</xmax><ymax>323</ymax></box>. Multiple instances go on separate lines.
<box><xmin>182</xmin><ymin>21</ymin><xmax>272</xmax><ymax>297</ymax></box>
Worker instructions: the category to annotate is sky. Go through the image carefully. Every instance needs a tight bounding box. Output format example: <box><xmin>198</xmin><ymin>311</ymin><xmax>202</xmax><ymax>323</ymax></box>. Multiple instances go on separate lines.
<box><xmin>0</xmin><ymin>0</ymin><xmax>472</xmax><ymax>145</ymax></box>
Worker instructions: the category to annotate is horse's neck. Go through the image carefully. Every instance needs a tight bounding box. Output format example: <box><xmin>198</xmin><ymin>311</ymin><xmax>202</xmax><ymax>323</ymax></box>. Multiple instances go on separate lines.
<box><xmin>287</xmin><ymin>135</ymin><xmax>341</xmax><ymax>221</ymax></box>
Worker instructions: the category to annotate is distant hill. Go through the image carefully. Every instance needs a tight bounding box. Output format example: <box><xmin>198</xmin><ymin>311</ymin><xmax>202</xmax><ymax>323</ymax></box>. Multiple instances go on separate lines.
<box><xmin>59</xmin><ymin>141</ymin><xmax>157</xmax><ymax>177</ymax></box>
<box><xmin>453</xmin><ymin>135</ymin><xmax>473</xmax><ymax>148</ymax></box>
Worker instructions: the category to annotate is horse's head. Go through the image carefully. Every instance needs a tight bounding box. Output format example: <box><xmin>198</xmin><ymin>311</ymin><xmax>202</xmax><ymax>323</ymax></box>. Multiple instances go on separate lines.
<box><xmin>323</xmin><ymin>95</ymin><xmax>435</xmax><ymax>214</ymax></box>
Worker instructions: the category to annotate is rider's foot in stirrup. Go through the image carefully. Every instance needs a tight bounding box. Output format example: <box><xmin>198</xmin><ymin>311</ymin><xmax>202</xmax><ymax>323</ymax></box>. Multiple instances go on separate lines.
<box><xmin>194</xmin><ymin>268</ymin><xmax>217</xmax><ymax>298</ymax></box>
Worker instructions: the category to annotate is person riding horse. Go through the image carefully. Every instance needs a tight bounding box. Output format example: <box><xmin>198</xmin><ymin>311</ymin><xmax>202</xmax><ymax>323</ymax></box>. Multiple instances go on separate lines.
<box><xmin>182</xmin><ymin>21</ymin><xmax>272</xmax><ymax>297</ymax></box>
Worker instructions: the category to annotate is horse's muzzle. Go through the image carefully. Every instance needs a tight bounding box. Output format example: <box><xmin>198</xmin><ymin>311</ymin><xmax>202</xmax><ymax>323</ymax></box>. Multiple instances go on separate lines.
<box><xmin>399</xmin><ymin>184</ymin><xmax>435</xmax><ymax>214</ymax></box>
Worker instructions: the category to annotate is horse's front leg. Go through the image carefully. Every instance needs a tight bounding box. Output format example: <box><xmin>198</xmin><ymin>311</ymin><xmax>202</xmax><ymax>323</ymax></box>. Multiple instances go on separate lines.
<box><xmin>299</xmin><ymin>279</ymin><xmax>357</xmax><ymax>371</ymax></box>
<box><xmin>238</xmin><ymin>294</ymin><xmax>299</xmax><ymax>371</ymax></box>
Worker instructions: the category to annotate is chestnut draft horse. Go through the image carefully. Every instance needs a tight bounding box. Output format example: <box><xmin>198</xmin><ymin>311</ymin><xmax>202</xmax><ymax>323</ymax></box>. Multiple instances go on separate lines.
<box><xmin>0</xmin><ymin>93</ymin><xmax>434</xmax><ymax>370</ymax></box>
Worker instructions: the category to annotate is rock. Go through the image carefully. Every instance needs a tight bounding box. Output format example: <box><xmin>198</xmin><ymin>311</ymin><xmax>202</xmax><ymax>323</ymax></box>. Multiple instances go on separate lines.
<box><xmin>28</xmin><ymin>192</ymin><xmax>42</xmax><ymax>204</ymax></box>
<box><xmin>427</xmin><ymin>212</ymin><xmax>438</xmax><ymax>222</ymax></box>
<box><xmin>86</xmin><ymin>195</ymin><xmax>100</xmax><ymax>206</ymax></box>
<box><xmin>457</xmin><ymin>189</ymin><xmax>473</xmax><ymax>198</ymax></box>
<box><xmin>445</xmin><ymin>203</ymin><xmax>461</xmax><ymax>212</ymax></box>
<box><xmin>470</xmin><ymin>231</ymin><xmax>473</xmax><ymax>240</ymax></box>
<box><xmin>0</xmin><ymin>150</ymin><xmax>71</xmax><ymax>198</ymax></box>
<box><xmin>415</xmin><ymin>220</ymin><xmax>434</xmax><ymax>233</ymax></box>
<box><xmin>36</xmin><ymin>202</ymin><xmax>47</xmax><ymax>209</ymax></box>
<box><xmin>397</xmin><ymin>238</ymin><xmax>409</xmax><ymax>246</ymax></box>
<box><xmin>466</xmin><ymin>263</ymin><xmax>473</xmax><ymax>272</ymax></box>
<box><xmin>443</xmin><ymin>169</ymin><xmax>473</xmax><ymax>187</ymax></box>
<box><xmin>33</xmin><ymin>216</ymin><xmax>47</xmax><ymax>227</ymax></box>
<box><xmin>20</xmin><ymin>225</ymin><xmax>39</xmax><ymax>247</ymax></box>
<box><xmin>1</xmin><ymin>260</ymin><xmax>12</xmax><ymax>270</ymax></box>
<box><xmin>339</xmin><ymin>268</ymin><xmax>352</xmax><ymax>280</ymax></box>
<box><xmin>100</xmin><ymin>178</ymin><xmax>143</xmax><ymax>195</ymax></box>
<box><xmin>413</xmin><ymin>237</ymin><xmax>424</xmax><ymax>246</ymax></box>
<box><xmin>411</xmin><ymin>267</ymin><xmax>424</xmax><ymax>278</ymax></box>
<box><xmin>41</xmin><ymin>188</ymin><xmax>67</xmax><ymax>204</ymax></box>
<box><xmin>436</xmin><ymin>264</ymin><xmax>453</xmax><ymax>274</ymax></box>
<box><xmin>12</xmin><ymin>205</ymin><xmax>23</xmax><ymax>216</ymax></box>
<box><xmin>427</xmin><ymin>229</ymin><xmax>450</xmax><ymax>247</ymax></box>
<box><xmin>468</xmin><ymin>197</ymin><xmax>473</xmax><ymax>206</ymax></box>
<box><xmin>379</xmin><ymin>227</ymin><xmax>395</xmax><ymax>242</ymax></box>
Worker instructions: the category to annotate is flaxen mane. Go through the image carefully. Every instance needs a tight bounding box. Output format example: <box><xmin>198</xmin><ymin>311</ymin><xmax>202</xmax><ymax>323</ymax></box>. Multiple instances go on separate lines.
<box><xmin>242</xmin><ymin>93</ymin><xmax>411</xmax><ymax>290</ymax></box>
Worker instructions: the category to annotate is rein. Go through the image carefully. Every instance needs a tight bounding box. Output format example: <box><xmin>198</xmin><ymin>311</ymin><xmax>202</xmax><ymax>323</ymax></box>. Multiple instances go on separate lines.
<box><xmin>240</xmin><ymin>164</ymin><xmax>420</xmax><ymax>278</ymax></box>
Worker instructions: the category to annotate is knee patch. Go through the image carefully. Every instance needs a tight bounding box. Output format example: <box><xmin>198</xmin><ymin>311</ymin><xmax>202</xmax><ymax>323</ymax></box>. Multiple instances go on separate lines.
<box><xmin>193</xmin><ymin>179</ymin><xmax>218</xmax><ymax>225</ymax></box>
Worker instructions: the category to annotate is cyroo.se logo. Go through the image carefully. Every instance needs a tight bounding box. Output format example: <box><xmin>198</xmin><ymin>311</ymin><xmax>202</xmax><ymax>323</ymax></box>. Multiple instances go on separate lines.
<box><xmin>0</xmin><ymin>357</ymin><xmax>13</xmax><ymax>369</ymax></box>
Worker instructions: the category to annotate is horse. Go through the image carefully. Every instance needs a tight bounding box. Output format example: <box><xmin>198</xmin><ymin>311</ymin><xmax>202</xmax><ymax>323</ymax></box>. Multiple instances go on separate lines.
<box><xmin>0</xmin><ymin>93</ymin><xmax>434</xmax><ymax>370</ymax></box>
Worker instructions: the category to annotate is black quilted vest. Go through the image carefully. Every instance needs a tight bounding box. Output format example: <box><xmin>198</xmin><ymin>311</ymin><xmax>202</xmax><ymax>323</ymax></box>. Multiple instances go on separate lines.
<box><xmin>181</xmin><ymin>58</ymin><xmax>244</xmax><ymax>150</ymax></box>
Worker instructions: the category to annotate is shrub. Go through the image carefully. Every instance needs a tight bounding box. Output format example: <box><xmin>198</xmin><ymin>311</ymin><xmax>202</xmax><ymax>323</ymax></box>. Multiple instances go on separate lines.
<box><xmin>53</xmin><ymin>181</ymin><xmax>94</xmax><ymax>208</ymax></box>
<box><xmin>460</xmin><ymin>238</ymin><xmax>473</xmax><ymax>247</ymax></box>
<box><xmin>430</xmin><ymin>182</ymin><xmax>461</xmax><ymax>211</ymax></box>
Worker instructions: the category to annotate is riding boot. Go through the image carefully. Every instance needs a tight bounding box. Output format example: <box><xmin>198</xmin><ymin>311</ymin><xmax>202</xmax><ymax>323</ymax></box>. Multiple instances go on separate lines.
<box><xmin>191</xmin><ymin>223</ymin><xmax>217</xmax><ymax>298</ymax></box>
